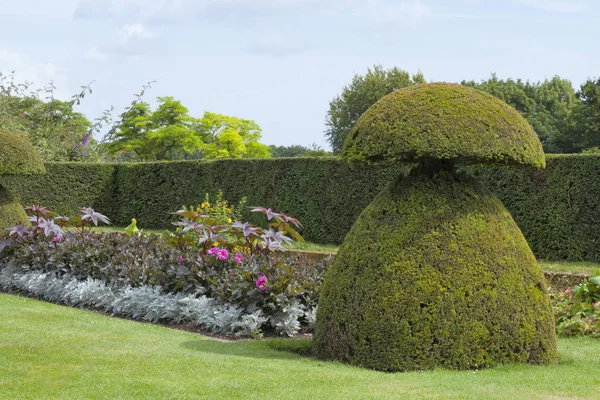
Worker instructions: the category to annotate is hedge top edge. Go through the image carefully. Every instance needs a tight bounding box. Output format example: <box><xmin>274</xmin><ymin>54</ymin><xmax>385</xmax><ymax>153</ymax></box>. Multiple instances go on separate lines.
<box><xmin>342</xmin><ymin>82</ymin><xmax>546</xmax><ymax>169</ymax></box>
<box><xmin>0</xmin><ymin>130</ymin><xmax>46</xmax><ymax>176</ymax></box>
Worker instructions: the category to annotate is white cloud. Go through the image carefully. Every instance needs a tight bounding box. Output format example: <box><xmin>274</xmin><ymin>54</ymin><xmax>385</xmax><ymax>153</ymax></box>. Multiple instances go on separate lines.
<box><xmin>83</xmin><ymin>47</ymin><xmax>109</xmax><ymax>63</ymax></box>
<box><xmin>73</xmin><ymin>0</ymin><xmax>433</xmax><ymax>24</ymax></box>
<box><xmin>365</xmin><ymin>0</ymin><xmax>432</xmax><ymax>25</ymax></box>
<box><xmin>247</xmin><ymin>33</ymin><xmax>307</xmax><ymax>56</ymax></box>
<box><xmin>121</xmin><ymin>23</ymin><xmax>155</xmax><ymax>39</ymax></box>
<box><xmin>83</xmin><ymin>23</ymin><xmax>156</xmax><ymax>62</ymax></box>
<box><xmin>0</xmin><ymin>49</ymin><xmax>70</xmax><ymax>99</ymax></box>
<box><xmin>522</xmin><ymin>0</ymin><xmax>587</xmax><ymax>13</ymax></box>
<box><xmin>73</xmin><ymin>0</ymin><xmax>164</xmax><ymax>20</ymax></box>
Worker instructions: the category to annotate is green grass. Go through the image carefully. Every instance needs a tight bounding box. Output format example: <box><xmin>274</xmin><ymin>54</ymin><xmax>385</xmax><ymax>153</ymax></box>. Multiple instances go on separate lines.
<box><xmin>90</xmin><ymin>226</ymin><xmax>167</xmax><ymax>236</ymax></box>
<box><xmin>2</xmin><ymin>294</ymin><xmax>600</xmax><ymax>399</ymax></box>
<box><xmin>539</xmin><ymin>260</ymin><xmax>600</xmax><ymax>276</ymax></box>
<box><xmin>284</xmin><ymin>240</ymin><xmax>339</xmax><ymax>253</ymax></box>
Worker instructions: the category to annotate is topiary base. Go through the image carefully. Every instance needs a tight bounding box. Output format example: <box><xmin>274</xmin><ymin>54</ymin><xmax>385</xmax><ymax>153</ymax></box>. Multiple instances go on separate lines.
<box><xmin>0</xmin><ymin>185</ymin><xmax>28</xmax><ymax>230</ymax></box>
<box><xmin>314</xmin><ymin>169</ymin><xmax>557</xmax><ymax>372</ymax></box>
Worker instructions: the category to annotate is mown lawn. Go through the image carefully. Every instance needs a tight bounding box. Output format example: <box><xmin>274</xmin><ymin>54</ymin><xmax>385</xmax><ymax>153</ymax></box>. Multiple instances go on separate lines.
<box><xmin>1</xmin><ymin>294</ymin><xmax>600</xmax><ymax>399</ymax></box>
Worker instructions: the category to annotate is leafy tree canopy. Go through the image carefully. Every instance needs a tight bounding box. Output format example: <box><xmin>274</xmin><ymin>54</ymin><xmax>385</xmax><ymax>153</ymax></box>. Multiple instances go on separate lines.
<box><xmin>462</xmin><ymin>74</ymin><xmax>578</xmax><ymax>153</ymax></box>
<box><xmin>0</xmin><ymin>72</ymin><xmax>96</xmax><ymax>161</ymax></box>
<box><xmin>108</xmin><ymin>97</ymin><xmax>201</xmax><ymax>161</ymax></box>
<box><xmin>569</xmin><ymin>78</ymin><xmax>600</xmax><ymax>152</ymax></box>
<box><xmin>326</xmin><ymin>68</ymin><xmax>600</xmax><ymax>154</ymax></box>
<box><xmin>195</xmin><ymin>112</ymin><xmax>271</xmax><ymax>159</ymax></box>
<box><xmin>325</xmin><ymin>65</ymin><xmax>425</xmax><ymax>153</ymax></box>
<box><xmin>269</xmin><ymin>143</ymin><xmax>332</xmax><ymax>158</ymax></box>
<box><xmin>108</xmin><ymin>100</ymin><xmax>271</xmax><ymax>161</ymax></box>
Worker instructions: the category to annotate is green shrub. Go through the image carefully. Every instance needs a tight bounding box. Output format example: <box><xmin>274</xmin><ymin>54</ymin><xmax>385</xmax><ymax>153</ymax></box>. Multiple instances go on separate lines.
<box><xmin>0</xmin><ymin>129</ymin><xmax>46</xmax><ymax>175</ymax></box>
<box><xmin>0</xmin><ymin>185</ymin><xmax>28</xmax><ymax>229</ymax></box>
<box><xmin>554</xmin><ymin>275</ymin><xmax>600</xmax><ymax>337</ymax></box>
<box><xmin>314</xmin><ymin>171</ymin><xmax>557</xmax><ymax>371</ymax></box>
<box><xmin>316</xmin><ymin>83</ymin><xmax>556</xmax><ymax>371</ymax></box>
<box><xmin>0</xmin><ymin>129</ymin><xmax>46</xmax><ymax>230</ymax></box>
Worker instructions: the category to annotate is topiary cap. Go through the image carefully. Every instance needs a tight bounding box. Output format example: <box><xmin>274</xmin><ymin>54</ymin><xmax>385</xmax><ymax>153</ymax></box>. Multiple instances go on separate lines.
<box><xmin>342</xmin><ymin>83</ymin><xmax>545</xmax><ymax>168</ymax></box>
<box><xmin>0</xmin><ymin>130</ymin><xmax>46</xmax><ymax>175</ymax></box>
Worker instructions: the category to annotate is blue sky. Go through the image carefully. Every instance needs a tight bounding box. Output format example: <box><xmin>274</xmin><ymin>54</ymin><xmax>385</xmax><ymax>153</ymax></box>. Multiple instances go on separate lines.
<box><xmin>1</xmin><ymin>0</ymin><xmax>598</xmax><ymax>150</ymax></box>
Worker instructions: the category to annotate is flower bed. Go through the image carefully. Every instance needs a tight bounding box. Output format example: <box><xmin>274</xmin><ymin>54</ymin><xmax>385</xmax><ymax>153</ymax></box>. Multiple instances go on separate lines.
<box><xmin>0</xmin><ymin>203</ymin><xmax>330</xmax><ymax>337</ymax></box>
<box><xmin>1</xmin><ymin>202</ymin><xmax>598</xmax><ymax>339</ymax></box>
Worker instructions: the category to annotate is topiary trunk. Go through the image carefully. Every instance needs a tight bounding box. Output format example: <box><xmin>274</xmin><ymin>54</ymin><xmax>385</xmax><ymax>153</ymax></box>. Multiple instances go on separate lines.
<box><xmin>0</xmin><ymin>184</ymin><xmax>28</xmax><ymax>230</ymax></box>
<box><xmin>314</xmin><ymin>168</ymin><xmax>557</xmax><ymax>371</ymax></box>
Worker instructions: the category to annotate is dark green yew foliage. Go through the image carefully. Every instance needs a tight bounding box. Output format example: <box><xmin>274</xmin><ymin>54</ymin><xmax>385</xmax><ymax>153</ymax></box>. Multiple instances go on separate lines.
<box><xmin>314</xmin><ymin>170</ymin><xmax>557</xmax><ymax>371</ymax></box>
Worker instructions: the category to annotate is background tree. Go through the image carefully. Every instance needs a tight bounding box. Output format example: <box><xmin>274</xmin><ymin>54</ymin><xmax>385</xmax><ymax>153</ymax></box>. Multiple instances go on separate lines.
<box><xmin>0</xmin><ymin>72</ymin><xmax>97</xmax><ymax>161</ymax></box>
<box><xmin>108</xmin><ymin>97</ymin><xmax>202</xmax><ymax>161</ymax></box>
<box><xmin>269</xmin><ymin>143</ymin><xmax>331</xmax><ymax>157</ymax></box>
<box><xmin>462</xmin><ymin>74</ymin><xmax>578</xmax><ymax>153</ymax></box>
<box><xmin>108</xmin><ymin>102</ymin><xmax>271</xmax><ymax>161</ymax></box>
<box><xmin>193</xmin><ymin>112</ymin><xmax>271</xmax><ymax>159</ymax></box>
<box><xmin>570</xmin><ymin>78</ymin><xmax>600</xmax><ymax>152</ymax></box>
<box><xmin>324</xmin><ymin>65</ymin><xmax>425</xmax><ymax>153</ymax></box>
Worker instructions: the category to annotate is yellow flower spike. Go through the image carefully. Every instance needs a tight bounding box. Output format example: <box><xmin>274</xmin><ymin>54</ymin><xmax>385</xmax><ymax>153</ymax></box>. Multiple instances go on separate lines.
<box><xmin>228</xmin><ymin>218</ymin><xmax>232</xmax><ymax>223</ymax></box>
<box><xmin>213</xmin><ymin>242</ymin><xmax>219</xmax><ymax>247</ymax></box>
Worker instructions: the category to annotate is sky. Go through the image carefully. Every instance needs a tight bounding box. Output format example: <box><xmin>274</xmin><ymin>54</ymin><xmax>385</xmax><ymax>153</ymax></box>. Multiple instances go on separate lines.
<box><xmin>1</xmin><ymin>0</ymin><xmax>599</xmax><ymax>150</ymax></box>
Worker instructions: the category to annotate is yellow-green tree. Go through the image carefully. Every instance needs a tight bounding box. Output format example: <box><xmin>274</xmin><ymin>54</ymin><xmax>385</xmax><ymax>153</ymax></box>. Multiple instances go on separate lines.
<box><xmin>195</xmin><ymin>112</ymin><xmax>270</xmax><ymax>159</ymax></box>
<box><xmin>107</xmin><ymin>99</ymin><xmax>271</xmax><ymax>161</ymax></box>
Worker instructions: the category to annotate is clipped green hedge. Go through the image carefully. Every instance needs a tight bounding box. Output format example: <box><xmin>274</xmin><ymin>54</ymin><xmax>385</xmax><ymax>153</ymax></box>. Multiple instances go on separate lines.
<box><xmin>5</xmin><ymin>155</ymin><xmax>600</xmax><ymax>261</ymax></box>
<box><xmin>0</xmin><ymin>163</ymin><xmax>117</xmax><ymax>219</ymax></box>
<box><xmin>114</xmin><ymin>159</ymin><xmax>406</xmax><ymax>240</ymax></box>
<box><xmin>472</xmin><ymin>154</ymin><xmax>600</xmax><ymax>262</ymax></box>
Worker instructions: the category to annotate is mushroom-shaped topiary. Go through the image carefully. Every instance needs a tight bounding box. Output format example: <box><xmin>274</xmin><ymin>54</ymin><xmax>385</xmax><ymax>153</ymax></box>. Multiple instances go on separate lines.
<box><xmin>314</xmin><ymin>83</ymin><xmax>557</xmax><ymax>372</ymax></box>
<box><xmin>0</xmin><ymin>130</ymin><xmax>46</xmax><ymax>229</ymax></box>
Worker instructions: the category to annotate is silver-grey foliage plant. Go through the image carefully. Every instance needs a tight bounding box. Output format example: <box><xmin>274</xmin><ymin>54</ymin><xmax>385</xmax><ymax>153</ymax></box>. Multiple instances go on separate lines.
<box><xmin>0</xmin><ymin>265</ymin><xmax>315</xmax><ymax>337</ymax></box>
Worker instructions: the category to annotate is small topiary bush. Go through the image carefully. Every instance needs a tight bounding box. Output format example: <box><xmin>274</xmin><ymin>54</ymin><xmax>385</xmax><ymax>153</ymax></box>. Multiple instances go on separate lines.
<box><xmin>0</xmin><ymin>130</ymin><xmax>46</xmax><ymax>176</ymax></box>
<box><xmin>0</xmin><ymin>130</ymin><xmax>46</xmax><ymax>229</ymax></box>
<box><xmin>0</xmin><ymin>186</ymin><xmax>28</xmax><ymax>230</ymax></box>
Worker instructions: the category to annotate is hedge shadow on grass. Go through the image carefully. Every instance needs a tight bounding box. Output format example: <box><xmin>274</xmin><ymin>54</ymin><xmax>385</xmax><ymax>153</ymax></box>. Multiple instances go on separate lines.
<box><xmin>180</xmin><ymin>339</ymin><xmax>308</xmax><ymax>361</ymax></box>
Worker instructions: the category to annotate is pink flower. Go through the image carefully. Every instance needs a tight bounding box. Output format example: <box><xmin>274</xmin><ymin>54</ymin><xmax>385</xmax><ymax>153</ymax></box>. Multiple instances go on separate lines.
<box><xmin>256</xmin><ymin>275</ymin><xmax>268</xmax><ymax>291</ymax></box>
<box><xmin>234</xmin><ymin>253</ymin><xmax>243</xmax><ymax>264</ymax></box>
<box><xmin>178</xmin><ymin>255</ymin><xmax>184</xmax><ymax>263</ymax></box>
<box><xmin>208</xmin><ymin>247</ymin><xmax>220</xmax><ymax>256</ymax></box>
<box><xmin>53</xmin><ymin>236</ymin><xmax>61</xmax><ymax>243</ymax></box>
<box><xmin>218</xmin><ymin>248</ymin><xmax>229</xmax><ymax>260</ymax></box>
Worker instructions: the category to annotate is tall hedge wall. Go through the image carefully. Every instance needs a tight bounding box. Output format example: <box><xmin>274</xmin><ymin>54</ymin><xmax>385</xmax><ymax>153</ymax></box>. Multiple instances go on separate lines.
<box><xmin>472</xmin><ymin>154</ymin><xmax>600</xmax><ymax>262</ymax></box>
<box><xmin>114</xmin><ymin>159</ymin><xmax>406</xmax><ymax>243</ymax></box>
<box><xmin>5</xmin><ymin>155</ymin><xmax>600</xmax><ymax>261</ymax></box>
